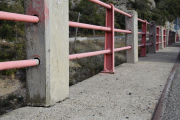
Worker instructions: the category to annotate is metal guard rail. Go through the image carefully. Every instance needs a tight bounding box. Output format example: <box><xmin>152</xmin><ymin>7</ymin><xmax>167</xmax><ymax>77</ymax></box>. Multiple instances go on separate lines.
<box><xmin>0</xmin><ymin>0</ymin><xmax>167</xmax><ymax>71</ymax></box>
<box><xmin>0</xmin><ymin>11</ymin><xmax>39</xmax><ymax>70</ymax></box>
<box><xmin>69</xmin><ymin>0</ymin><xmax>153</xmax><ymax>60</ymax></box>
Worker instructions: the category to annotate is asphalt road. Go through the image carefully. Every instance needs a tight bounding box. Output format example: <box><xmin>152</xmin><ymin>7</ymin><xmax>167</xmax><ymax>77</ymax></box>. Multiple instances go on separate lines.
<box><xmin>163</xmin><ymin>63</ymin><xmax>180</xmax><ymax>120</ymax></box>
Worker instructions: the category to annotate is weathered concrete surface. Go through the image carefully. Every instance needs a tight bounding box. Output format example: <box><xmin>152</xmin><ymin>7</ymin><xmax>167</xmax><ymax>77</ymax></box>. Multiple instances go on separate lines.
<box><xmin>25</xmin><ymin>0</ymin><xmax>69</xmax><ymax>106</ymax></box>
<box><xmin>149</xmin><ymin>21</ymin><xmax>156</xmax><ymax>53</ymax></box>
<box><xmin>1</xmin><ymin>42</ymin><xmax>180</xmax><ymax>120</ymax></box>
<box><xmin>126</xmin><ymin>10</ymin><xmax>138</xmax><ymax>63</ymax></box>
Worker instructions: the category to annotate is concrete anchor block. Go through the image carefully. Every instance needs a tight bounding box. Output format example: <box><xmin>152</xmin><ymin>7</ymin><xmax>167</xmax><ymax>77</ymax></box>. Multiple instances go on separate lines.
<box><xmin>149</xmin><ymin>21</ymin><xmax>156</xmax><ymax>53</ymax></box>
<box><xmin>125</xmin><ymin>10</ymin><xmax>138</xmax><ymax>63</ymax></box>
<box><xmin>25</xmin><ymin>0</ymin><xmax>69</xmax><ymax>106</ymax></box>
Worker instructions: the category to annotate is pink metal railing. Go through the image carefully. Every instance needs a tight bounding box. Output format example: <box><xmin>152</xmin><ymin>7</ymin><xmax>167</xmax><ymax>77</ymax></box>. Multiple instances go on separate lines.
<box><xmin>0</xmin><ymin>59</ymin><xmax>39</xmax><ymax>70</ymax></box>
<box><xmin>69</xmin><ymin>0</ymin><xmax>154</xmax><ymax>72</ymax></box>
<box><xmin>0</xmin><ymin>11</ymin><xmax>39</xmax><ymax>23</ymax></box>
<box><xmin>0</xmin><ymin>10</ymin><xmax>40</xmax><ymax>70</ymax></box>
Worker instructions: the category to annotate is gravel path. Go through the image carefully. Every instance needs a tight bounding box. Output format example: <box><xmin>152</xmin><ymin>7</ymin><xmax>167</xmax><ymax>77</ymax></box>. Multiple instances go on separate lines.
<box><xmin>163</xmin><ymin>64</ymin><xmax>180</xmax><ymax>120</ymax></box>
<box><xmin>1</xmin><ymin>42</ymin><xmax>180</xmax><ymax>120</ymax></box>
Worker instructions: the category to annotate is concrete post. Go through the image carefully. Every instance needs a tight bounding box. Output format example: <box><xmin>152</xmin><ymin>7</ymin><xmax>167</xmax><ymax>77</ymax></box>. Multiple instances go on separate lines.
<box><xmin>25</xmin><ymin>1</ymin><xmax>69</xmax><ymax>106</ymax></box>
<box><xmin>125</xmin><ymin>10</ymin><xmax>138</xmax><ymax>63</ymax></box>
<box><xmin>169</xmin><ymin>31</ymin><xmax>171</xmax><ymax>45</ymax></box>
<box><xmin>149</xmin><ymin>21</ymin><xmax>156</xmax><ymax>53</ymax></box>
<box><xmin>173</xmin><ymin>32</ymin><xmax>176</xmax><ymax>43</ymax></box>
<box><xmin>166</xmin><ymin>29</ymin><xmax>169</xmax><ymax>46</ymax></box>
<box><xmin>159</xmin><ymin>27</ymin><xmax>164</xmax><ymax>49</ymax></box>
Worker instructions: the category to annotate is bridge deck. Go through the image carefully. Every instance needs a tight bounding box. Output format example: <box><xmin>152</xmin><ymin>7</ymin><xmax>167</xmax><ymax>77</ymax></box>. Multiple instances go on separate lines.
<box><xmin>1</xmin><ymin>42</ymin><xmax>180</xmax><ymax>120</ymax></box>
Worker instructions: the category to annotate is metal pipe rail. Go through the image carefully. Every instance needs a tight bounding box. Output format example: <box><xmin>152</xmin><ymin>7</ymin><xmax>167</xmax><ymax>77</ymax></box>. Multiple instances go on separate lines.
<box><xmin>89</xmin><ymin>0</ymin><xmax>132</xmax><ymax>17</ymax></box>
<box><xmin>69</xmin><ymin>21</ymin><xmax>111</xmax><ymax>31</ymax></box>
<box><xmin>69</xmin><ymin>50</ymin><xmax>111</xmax><ymax>60</ymax></box>
<box><xmin>138</xmin><ymin>43</ymin><xmax>153</xmax><ymax>47</ymax></box>
<box><xmin>0</xmin><ymin>11</ymin><xmax>39</xmax><ymax>23</ymax></box>
<box><xmin>138</xmin><ymin>18</ymin><xmax>152</xmax><ymax>25</ymax></box>
<box><xmin>0</xmin><ymin>59</ymin><xmax>39</xmax><ymax>71</ymax></box>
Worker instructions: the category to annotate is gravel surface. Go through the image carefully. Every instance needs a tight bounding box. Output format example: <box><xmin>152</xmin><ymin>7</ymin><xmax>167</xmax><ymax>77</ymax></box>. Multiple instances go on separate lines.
<box><xmin>163</xmin><ymin>63</ymin><xmax>180</xmax><ymax>120</ymax></box>
<box><xmin>1</xmin><ymin>42</ymin><xmax>180</xmax><ymax>120</ymax></box>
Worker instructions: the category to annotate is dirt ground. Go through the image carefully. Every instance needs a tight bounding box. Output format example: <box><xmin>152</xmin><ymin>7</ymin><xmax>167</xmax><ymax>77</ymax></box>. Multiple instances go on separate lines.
<box><xmin>0</xmin><ymin>76</ymin><xmax>26</xmax><ymax>115</ymax></box>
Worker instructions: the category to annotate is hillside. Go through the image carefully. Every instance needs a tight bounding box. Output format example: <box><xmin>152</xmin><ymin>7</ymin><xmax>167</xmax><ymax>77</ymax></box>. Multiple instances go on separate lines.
<box><xmin>70</xmin><ymin>0</ymin><xmax>156</xmax><ymax>11</ymax></box>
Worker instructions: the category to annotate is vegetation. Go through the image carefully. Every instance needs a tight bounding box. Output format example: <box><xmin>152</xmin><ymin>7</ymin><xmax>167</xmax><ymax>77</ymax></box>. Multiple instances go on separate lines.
<box><xmin>0</xmin><ymin>0</ymin><xmax>25</xmax><ymax>76</ymax></box>
<box><xmin>127</xmin><ymin>0</ymin><xmax>180</xmax><ymax>26</ymax></box>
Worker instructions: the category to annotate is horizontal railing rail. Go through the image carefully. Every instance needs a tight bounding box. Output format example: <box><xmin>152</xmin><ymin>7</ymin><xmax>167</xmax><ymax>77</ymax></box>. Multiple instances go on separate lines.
<box><xmin>0</xmin><ymin>59</ymin><xmax>39</xmax><ymax>70</ymax></box>
<box><xmin>0</xmin><ymin>10</ymin><xmax>40</xmax><ymax>71</ymax></box>
<box><xmin>0</xmin><ymin>11</ymin><xmax>39</xmax><ymax>23</ymax></box>
<box><xmin>0</xmin><ymin>0</ymin><xmax>178</xmax><ymax>106</ymax></box>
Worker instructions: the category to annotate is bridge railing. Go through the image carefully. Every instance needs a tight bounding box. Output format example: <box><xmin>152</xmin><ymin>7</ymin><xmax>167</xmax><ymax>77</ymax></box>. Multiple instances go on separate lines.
<box><xmin>0</xmin><ymin>0</ymin><xmax>178</xmax><ymax>106</ymax></box>
<box><xmin>0</xmin><ymin>11</ymin><xmax>40</xmax><ymax>70</ymax></box>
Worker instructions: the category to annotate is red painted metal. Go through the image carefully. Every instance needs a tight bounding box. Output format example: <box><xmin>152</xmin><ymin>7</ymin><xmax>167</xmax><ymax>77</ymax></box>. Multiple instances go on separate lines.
<box><xmin>146</xmin><ymin>43</ymin><xmax>153</xmax><ymax>46</ymax></box>
<box><xmin>89</xmin><ymin>0</ymin><xmax>111</xmax><ymax>9</ymax></box>
<box><xmin>114</xmin><ymin>8</ymin><xmax>132</xmax><ymax>17</ymax></box>
<box><xmin>114</xmin><ymin>46</ymin><xmax>132</xmax><ymax>52</ymax></box>
<box><xmin>138</xmin><ymin>18</ymin><xmax>145</xmax><ymax>23</ymax></box>
<box><xmin>156</xmin><ymin>27</ymin><xmax>160</xmax><ymax>51</ymax></box>
<box><xmin>0</xmin><ymin>59</ymin><xmax>39</xmax><ymax>70</ymax></box>
<box><xmin>0</xmin><ymin>11</ymin><xmax>39</xmax><ymax>23</ymax></box>
<box><xmin>89</xmin><ymin>0</ymin><xmax>132</xmax><ymax>17</ymax></box>
<box><xmin>163</xmin><ymin>29</ymin><xmax>166</xmax><ymax>48</ymax></box>
<box><xmin>69</xmin><ymin>21</ymin><xmax>111</xmax><ymax>31</ymax></box>
<box><xmin>140</xmin><ymin>20</ymin><xmax>147</xmax><ymax>57</ymax></box>
<box><xmin>102</xmin><ymin>4</ymin><xmax>115</xmax><ymax>73</ymax></box>
<box><xmin>138</xmin><ymin>32</ymin><xmax>145</xmax><ymax>35</ymax></box>
<box><xmin>69</xmin><ymin>50</ymin><xmax>111</xmax><ymax>60</ymax></box>
<box><xmin>147</xmin><ymin>22</ymin><xmax>152</xmax><ymax>25</ymax></box>
<box><xmin>138</xmin><ymin>43</ymin><xmax>152</xmax><ymax>47</ymax></box>
<box><xmin>114</xmin><ymin>29</ymin><xmax>131</xmax><ymax>34</ymax></box>
<box><xmin>138</xmin><ymin>44</ymin><xmax>145</xmax><ymax>47</ymax></box>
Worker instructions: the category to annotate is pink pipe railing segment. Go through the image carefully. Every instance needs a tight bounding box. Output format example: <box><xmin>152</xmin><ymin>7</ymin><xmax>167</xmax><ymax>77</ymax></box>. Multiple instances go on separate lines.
<box><xmin>69</xmin><ymin>21</ymin><xmax>111</xmax><ymax>31</ymax></box>
<box><xmin>0</xmin><ymin>11</ymin><xmax>39</xmax><ymax>23</ymax></box>
<box><xmin>88</xmin><ymin>0</ymin><xmax>132</xmax><ymax>17</ymax></box>
<box><xmin>0</xmin><ymin>59</ymin><xmax>39</xmax><ymax>71</ymax></box>
<box><xmin>114</xmin><ymin>8</ymin><xmax>132</xmax><ymax>17</ymax></box>
<box><xmin>69</xmin><ymin>50</ymin><xmax>111</xmax><ymax>60</ymax></box>
<box><xmin>138</xmin><ymin>32</ymin><xmax>145</xmax><ymax>35</ymax></box>
<box><xmin>138</xmin><ymin>44</ymin><xmax>145</xmax><ymax>47</ymax></box>
<box><xmin>146</xmin><ymin>43</ymin><xmax>153</xmax><ymax>46</ymax></box>
<box><xmin>114</xmin><ymin>46</ymin><xmax>132</xmax><ymax>52</ymax></box>
<box><xmin>114</xmin><ymin>29</ymin><xmax>131</xmax><ymax>34</ymax></box>
<box><xmin>69</xmin><ymin>0</ymin><xmax>154</xmax><ymax>61</ymax></box>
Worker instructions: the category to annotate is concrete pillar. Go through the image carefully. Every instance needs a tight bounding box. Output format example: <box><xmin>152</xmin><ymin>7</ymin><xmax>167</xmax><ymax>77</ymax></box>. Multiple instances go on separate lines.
<box><xmin>149</xmin><ymin>21</ymin><xmax>156</xmax><ymax>53</ymax></box>
<box><xmin>169</xmin><ymin>31</ymin><xmax>171</xmax><ymax>45</ymax></box>
<box><xmin>173</xmin><ymin>32</ymin><xmax>176</xmax><ymax>43</ymax></box>
<box><xmin>166</xmin><ymin>29</ymin><xmax>169</xmax><ymax>46</ymax></box>
<box><xmin>125</xmin><ymin>10</ymin><xmax>138</xmax><ymax>63</ymax></box>
<box><xmin>25</xmin><ymin>1</ymin><xmax>69</xmax><ymax>106</ymax></box>
<box><xmin>159</xmin><ymin>27</ymin><xmax>164</xmax><ymax>49</ymax></box>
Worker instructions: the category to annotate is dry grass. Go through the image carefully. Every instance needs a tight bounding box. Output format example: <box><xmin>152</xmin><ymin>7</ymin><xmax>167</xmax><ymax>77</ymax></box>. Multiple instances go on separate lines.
<box><xmin>69</xmin><ymin>38</ymin><xmax>126</xmax><ymax>85</ymax></box>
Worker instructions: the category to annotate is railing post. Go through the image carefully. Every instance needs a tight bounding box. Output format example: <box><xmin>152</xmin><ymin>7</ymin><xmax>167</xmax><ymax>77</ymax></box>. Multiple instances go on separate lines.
<box><xmin>149</xmin><ymin>21</ymin><xmax>156</xmax><ymax>53</ymax></box>
<box><xmin>25</xmin><ymin>0</ymin><xmax>69</xmax><ymax>106</ymax></box>
<box><xmin>159</xmin><ymin>27</ymin><xmax>164</xmax><ymax>49</ymax></box>
<box><xmin>169</xmin><ymin>31</ymin><xmax>171</xmax><ymax>45</ymax></box>
<box><xmin>173</xmin><ymin>32</ymin><xmax>176</xmax><ymax>43</ymax></box>
<box><xmin>166</xmin><ymin>29</ymin><xmax>169</xmax><ymax>47</ymax></box>
<box><xmin>140</xmin><ymin>20</ymin><xmax>147</xmax><ymax>56</ymax></box>
<box><xmin>102</xmin><ymin>4</ymin><xmax>115</xmax><ymax>73</ymax></box>
<box><xmin>156</xmin><ymin>27</ymin><xmax>160</xmax><ymax>51</ymax></box>
<box><xmin>163</xmin><ymin>29</ymin><xmax>166</xmax><ymax>48</ymax></box>
<box><xmin>125</xmin><ymin>10</ymin><xmax>138</xmax><ymax>63</ymax></box>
